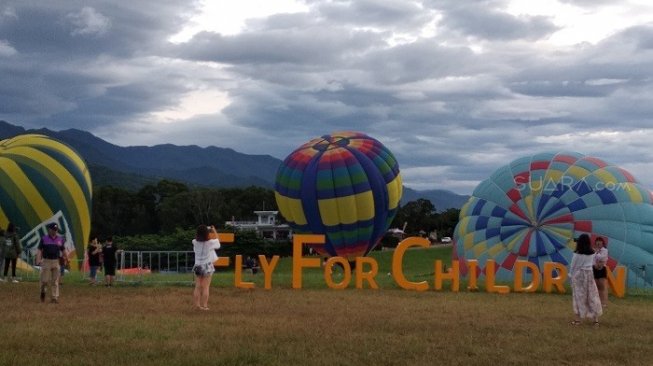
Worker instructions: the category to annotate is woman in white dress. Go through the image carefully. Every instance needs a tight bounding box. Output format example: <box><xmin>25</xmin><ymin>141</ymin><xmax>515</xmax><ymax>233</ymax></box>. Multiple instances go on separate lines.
<box><xmin>192</xmin><ymin>224</ymin><xmax>221</xmax><ymax>310</ymax></box>
<box><xmin>569</xmin><ymin>233</ymin><xmax>603</xmax><ymax>326</ymax></box>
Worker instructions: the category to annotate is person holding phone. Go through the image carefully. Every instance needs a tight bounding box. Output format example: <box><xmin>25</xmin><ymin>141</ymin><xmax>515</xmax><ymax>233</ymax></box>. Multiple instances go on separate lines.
<box><xmin>192</xmin><ymin>225</ymin><xmax>221</xmax><ymax>310</ymax></box>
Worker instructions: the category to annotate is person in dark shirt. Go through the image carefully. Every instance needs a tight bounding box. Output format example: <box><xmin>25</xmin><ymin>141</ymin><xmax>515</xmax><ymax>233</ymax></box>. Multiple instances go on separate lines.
<box><xmin>87</xmin><ymin>235</ymin><xmax>102</xmax><ymax>285</ymax></box>
<box><xmin>245</xmin><ymin>256</ymin><xmax>259</xmax><ymax>274</ymax></box>
<box><xmin>2</xmin><ymin>223</ymin><xmax>22</xmax><ymax>283</ymax></box>
<box><xmin>36</xmin><ymin>223</ymin><xmax>68</xmax><ymax>303</ymax></box>
<box><xmin>101</xmin><ymin>236</ymin><xmax>121</xmax><ymax>287</ymax></box>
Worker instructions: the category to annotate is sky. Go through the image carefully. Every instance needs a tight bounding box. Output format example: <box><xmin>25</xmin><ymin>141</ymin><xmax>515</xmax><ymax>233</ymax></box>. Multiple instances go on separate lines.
<box><xmin>1</xmin><ymin>0</ymin><xmax>653</xmax><ymax>194</ymax></box>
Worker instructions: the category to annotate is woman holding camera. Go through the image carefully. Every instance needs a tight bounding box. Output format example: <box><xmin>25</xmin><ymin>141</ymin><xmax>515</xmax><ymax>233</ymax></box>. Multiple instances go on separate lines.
<box><xmin>192</xmin><ymin>224</ymin><xmax>221</xmax><ymax>310</ymax></box>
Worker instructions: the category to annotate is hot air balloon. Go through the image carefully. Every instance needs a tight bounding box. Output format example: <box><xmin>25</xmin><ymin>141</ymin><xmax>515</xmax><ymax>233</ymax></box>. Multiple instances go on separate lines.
<box><xmin>275</xmin><ymin>131</ymin><xmax>402</xmax><ymax>261</ymax></box>
<box><xmin>0</xmin><ymin>134</ymin><xmax>92</xmax><ymax>269</ymax></box>
<box><xmin>453</xmin><ymin>151</ymin><xmax>653</xmax><ymax>288</ymax></box>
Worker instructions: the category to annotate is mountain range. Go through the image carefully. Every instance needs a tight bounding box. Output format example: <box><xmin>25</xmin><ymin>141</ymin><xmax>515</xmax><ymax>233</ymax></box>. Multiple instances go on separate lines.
<box><xmin>0</xmin><ymin>121</ymin><xmax>469</xmax><ymax>209</ymax></box>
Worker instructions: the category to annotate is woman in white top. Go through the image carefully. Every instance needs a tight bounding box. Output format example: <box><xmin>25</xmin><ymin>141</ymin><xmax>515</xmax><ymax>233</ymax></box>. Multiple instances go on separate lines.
<box><xmin>192</xmin><ymin>224</ymin><xmax>221</xmax><ymax>310</ymax></box>
<box><xmin>593</xmin><ymin>237</ymin><xmax>609</xmax><ymax>307</ymax></box>
<box><xmin>569</xmin><ymin>234</ymin><xmax>602</xmax><ymax>326</ymax></box>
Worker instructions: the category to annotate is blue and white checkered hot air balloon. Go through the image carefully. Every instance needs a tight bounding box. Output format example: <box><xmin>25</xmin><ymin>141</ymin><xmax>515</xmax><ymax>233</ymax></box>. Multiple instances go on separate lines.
<box><xmin>454</xmin><ymin>152</ymin><xmax>653</xmax><ymax>288</ymax></box>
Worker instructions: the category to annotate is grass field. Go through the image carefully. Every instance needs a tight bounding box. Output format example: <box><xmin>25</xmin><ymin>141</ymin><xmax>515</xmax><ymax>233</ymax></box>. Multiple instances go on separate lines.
<box><xmin>2</xmin><ymin>246</ymin><xmax>652</xmax><ymax>366</ymax></box>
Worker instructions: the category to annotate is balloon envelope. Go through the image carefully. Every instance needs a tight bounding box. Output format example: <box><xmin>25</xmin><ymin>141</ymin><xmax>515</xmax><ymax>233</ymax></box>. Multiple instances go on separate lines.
<box><xmin>453</xmin><ymin>152</ymin><xmax>653</xmax><ymax>288</ymax></box>
<box><xmin>275</xmin><ymin>131</ymin><xmax>402</xmax><ymax>261</ymax></box>
<box><xmin>0</xmin><ymin>134</ymin><xmax>92</xmax><ymax>265</ymax></box>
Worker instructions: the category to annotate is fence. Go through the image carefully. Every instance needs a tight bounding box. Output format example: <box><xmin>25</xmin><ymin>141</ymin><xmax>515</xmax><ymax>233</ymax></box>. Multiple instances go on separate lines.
<box><xmin>9</xmin><ymin>250</ymin><xmax>199</xmax><ymax>284</ymax></box>
<box><xmin>116</xmin><ymin>250</ymin><xmax>196</xmax><ymax>284</ymax></box>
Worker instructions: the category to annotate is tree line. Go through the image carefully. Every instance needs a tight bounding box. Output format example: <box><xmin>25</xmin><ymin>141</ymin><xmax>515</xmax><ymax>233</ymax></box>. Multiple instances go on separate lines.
<box><xmin>91</xmin><ymin>180</ymin><xmax>459</xmax><ymax>253</ymax></box>
<box><xmin>391</xmin><ymin>198</ymin><xmax>460</xmax><ymax>239</ymax></box>
<box><xmin>91</xmin><ymin>180</ymin><xmax>276</xmax><ymax>237</ymax></box>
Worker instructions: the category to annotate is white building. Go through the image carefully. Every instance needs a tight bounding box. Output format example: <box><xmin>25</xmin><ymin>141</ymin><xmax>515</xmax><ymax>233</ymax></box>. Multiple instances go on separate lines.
<box><xmin>225</xmin><ymin>211</ymin><xmax>292</xmax><ymax>240</ymax></box>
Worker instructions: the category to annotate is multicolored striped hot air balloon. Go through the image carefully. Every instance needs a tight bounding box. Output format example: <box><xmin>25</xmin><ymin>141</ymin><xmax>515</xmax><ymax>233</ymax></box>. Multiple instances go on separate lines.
<box><xmin>0</xmin><ymin>134</ymin><xmax>92</xmax><ymax>268</ymax></box>
<box><xmin>275</xmin><ymin>131</ymin><xmax>402</xmax><ymax>261</ymax></box>
<box><xmin>453</xmin><ymin>151</ymin><xmax>653</xmax><ymax>288</ymax></box>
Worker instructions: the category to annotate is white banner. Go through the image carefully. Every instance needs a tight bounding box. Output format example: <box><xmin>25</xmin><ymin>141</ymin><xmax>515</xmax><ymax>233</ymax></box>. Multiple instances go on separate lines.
<box><xmin>20</xmin><ymin>211</ymin><xmax>75</xmax><ymax>260</ymax></box>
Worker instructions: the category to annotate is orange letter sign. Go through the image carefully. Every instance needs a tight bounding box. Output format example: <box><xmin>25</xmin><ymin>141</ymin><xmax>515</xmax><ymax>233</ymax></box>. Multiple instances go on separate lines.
<box><xmin>466</xmin><ymin>260</ymin><xmax>479</xmax><ymax>291</ymax></box>
<box><xmin>234</xmin><ymin>255</ymin><xmax>254</xmax><ymax>289</ymax></box>
<box><xmin>213</xmin><ymin>233</ymin><xmax>235</xmax><ymax>267</ymax></box>
<box><xmin>392</xmin><ymin>237</ymin><xmax>430</xmax><ymax>291</ymax></box>
<box><xmin>324</xmin><ymin>257</ymin><xmax>351</xmax><ymax>290</ymax></box>
<box><xmin>258</xmin><ymin>255</ymin><xmax>279</xmax><ymax>290</ymax></box>
<box><xmin>606</xmin><ymin>266</ymin><xmax>626</xmax><ymax>298</ymax></box>
<box><xmin>513</xmin><ymin>260</ymin><xmax>540</xmax><ymax>293</ymax></box>
<box><xmin>355</xmin><ymin>257</ymin><xmax>379</xmax><ymax>289</ymax></box>
<box><xmin>434</xmin><ymin>260</ymin><xmax>459</xmax><ymax>292</ymax></box>
<box><xmin>292</xmin><ymin>234</ymin><xmax>324</xmax><ymax>289</ymax></box>
<box><xmin>543</xmin><ymin>262</ymin><xmax>567</xmax><ymax>294</ymax></box>
<box><xmin>485</xmin><ymin>260</ymin><xmax>510</xmax><ymax>294</ymax></box>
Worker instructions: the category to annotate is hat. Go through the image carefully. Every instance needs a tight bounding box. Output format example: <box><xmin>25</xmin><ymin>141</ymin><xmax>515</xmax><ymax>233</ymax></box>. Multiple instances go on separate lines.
<box><xmin>46</xmin><ymin>223</ymin><xmax>59</xmax><ymax>231</ymax></box>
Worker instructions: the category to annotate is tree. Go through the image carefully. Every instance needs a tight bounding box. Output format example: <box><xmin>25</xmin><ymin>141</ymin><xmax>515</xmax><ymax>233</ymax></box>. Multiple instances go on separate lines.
<box><xmin>224</xmin><ymin>186</ymin><xmax>278</xmax><ymax>221</ymax></box>
<box><xmin>91</xmin><ymin>186</ymin><xmax>137</xmax><ymax>236</ymax></box>
<box><xmin>92</xmin><ymin>179</ymin><xmax>283</xmax><ymax>237</ymax></box>
<box><xmin>130</xmin><ymin>180</ymin><xmax>190</xmax><ymax>234</ymax></box>
<box><xmin>392</xmin><ymin>198</ymin><xmax>438</xmax><ymax>235</ymax></box>
<box><xmin>434</xmin><ymin>208</ymin><xmax>460</xmax><ymax>237</ymax></box>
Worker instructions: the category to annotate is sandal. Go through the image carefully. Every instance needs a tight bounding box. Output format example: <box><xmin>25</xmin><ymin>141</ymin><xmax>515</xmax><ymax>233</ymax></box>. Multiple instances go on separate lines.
<box><xmin>570</xmin><ymin>320</ymin><xmax>581</xmax><ymax>326</ymax></box>
<box><xmin>593</xmin><ymin>321</ymin><xmax>600</xmax><ymax>327</ymax></box>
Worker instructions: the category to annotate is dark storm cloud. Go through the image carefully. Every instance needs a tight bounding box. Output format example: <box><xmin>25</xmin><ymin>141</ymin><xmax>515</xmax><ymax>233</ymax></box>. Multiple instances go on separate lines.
<box><xmin>176</xmin><ymin>26</ymin><xmax>384</xmax><ymax>65</ymax></box>
<box><xmin>2</xmin><ymin>0</ymin><xmax>652</xmax><ymax>194</ymax></box>
<box><xmin>197</xmin><ymin>17</ymin><xmax>653</xmax><ymax>192</ymax></box>
<box><xmin>183</xmin><ymin>9</ymin><xmax>651</xmax><ymax>185</ymax></box>
<box><xmin>0</xmin><ymin>1</ymin><xmax>198</xmax><ymax>58</ymax></box>
<box><xmin>427</xmin><ymin>0</ymin><xmax>558</xmax><ymax>40</ymax></box>
<box><xmin>38</xmin><ymin>76</ymin><xmax>191</xmax><ymax>127</ymax></box>
<box><xmin>612</xmin><ymin>25</ymin><xmax>653</xmax><ymax>51</ymax></box>
<box><xmin>315</xmin><ymin>0</ymin><xmax>430</xmax><ymax>29</ymax></box>
<box><xmin>558</xmin><ymin>0</ymin><xmax>616</xmax><ymax>6</ymax></box>
<box><xmin>509</xmin><ymin>27</ymin><xmax>653</xmax><ymax>90</ymax></box>
<box><xmin>508</xmin><ymin>79</ymin><xmax>624</xmax><ymax>98</ymax></box>
<box><xmin>359</xmin><ymin>40</ymin><xmax>483</xmax><ymax>83</ymax></box>
<box><xmin>501</xmin><ymin>25</ymin><xmax>653</xmax><ymax>129</ymax></box>
<box><xmin>0</xmin><ymin>0</ymin><xmax>201</xmax><ymax>128</ymax></box>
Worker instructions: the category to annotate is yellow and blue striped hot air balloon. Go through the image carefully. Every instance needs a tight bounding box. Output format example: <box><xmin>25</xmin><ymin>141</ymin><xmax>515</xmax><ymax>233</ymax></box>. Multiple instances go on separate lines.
<box><xmin>275</xmin><ymin>131</ymin><xmax>402</xmax><ymax>261</ymax></box>
<box><xmin>0</xmin><ymin>134</ymin><xmax>92</xmax><ymax>267</ymax></box>
<box><xmin>453</xmin><ymin>151</ymin><xmax>653</xmax><ymax>288</ymax></box>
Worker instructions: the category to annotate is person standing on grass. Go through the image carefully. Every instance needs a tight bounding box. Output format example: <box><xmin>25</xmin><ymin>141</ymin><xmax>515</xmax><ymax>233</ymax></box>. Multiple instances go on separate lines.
<box><xmin>593</xmin><ymin>236</ymin><xmax>609</xmax><ymax>307</ymax></box>
<box><xmin>192</xmin><ymin>225</ymin><xmax>221</xmax><ymax>311</ymax></box>
<box><xmin>2</xmin><ymin>223</ymin><xmax>22</xmax><ymax>283</ymax></box>
<box><xmin>36</xmin><ymin>223</ymin><xmax>68</xmax><ymax>303</ymax></box>
<box><xmin>569</xmin><ymin>234</ymin><xmax>603</xmax><ymax>326</ymax></box>
<box><xmin>87</xmin><ymin>235</ymin><xmax>102</xmax><ymax>285</ymax></box>
<box><xmin>101</xmin><ymin>236</ymin><xmax>121</xmax><ymax>287</ymax></box>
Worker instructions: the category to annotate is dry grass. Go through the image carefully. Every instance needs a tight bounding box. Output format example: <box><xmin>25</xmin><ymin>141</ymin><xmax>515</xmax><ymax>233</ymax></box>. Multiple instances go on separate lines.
<box><xmin>1</xmin><ymin>281</ymin><xmax>651</xmax><ymax>366</ymax></box>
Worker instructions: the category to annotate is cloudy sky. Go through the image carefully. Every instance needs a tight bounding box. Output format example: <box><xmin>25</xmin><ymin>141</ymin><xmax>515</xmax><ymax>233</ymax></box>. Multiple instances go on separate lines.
<box><xmin>1</xmin><ymin>0</ymin><xmax>652</xmax><ymax>194</ymax></box>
